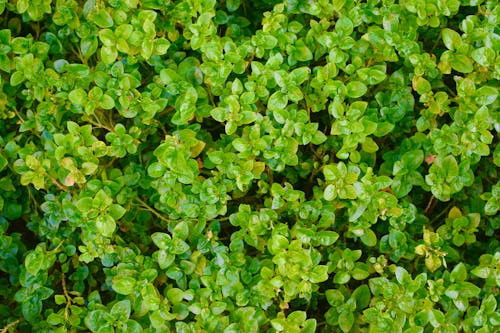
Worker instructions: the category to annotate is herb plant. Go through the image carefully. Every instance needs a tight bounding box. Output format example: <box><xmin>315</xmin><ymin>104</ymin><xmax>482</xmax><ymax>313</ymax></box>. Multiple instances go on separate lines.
<box><xmin>0</xmin><ymin>0</ymin><xmax>499</xmax><ymax>332</ymax></box>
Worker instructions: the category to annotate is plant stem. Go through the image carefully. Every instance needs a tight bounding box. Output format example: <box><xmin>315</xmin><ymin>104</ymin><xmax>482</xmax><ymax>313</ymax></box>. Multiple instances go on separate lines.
<box><xmin>0</xmin><ymin>319</ymin><xmax>21</xmax><ymax>333</ymax></box>
<box><xmin>136</xmin><ymin>197</ymin><xmax>171</xmax><ymax>223</ymax></box>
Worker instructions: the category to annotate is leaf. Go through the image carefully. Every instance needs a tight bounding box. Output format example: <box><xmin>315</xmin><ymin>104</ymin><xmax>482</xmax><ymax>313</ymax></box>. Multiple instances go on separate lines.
<box><xmin>147</xmin><ymin>162</ymin><xmax>165</xmax><ymax>178</ymax></box>
<box><xmin>334</xmin><ymin>271</ymin><xmax>351</xmax><ymax>284</ymax></box>
<box><xmin>93</xmin><ymin>9</ymin><xmax>114</xmax><ymax>28</ymax></box>
<box><xmin>172</xmin><ymin>221</ymin><xmax>189</xmax><ymax>241</ymax></box>
<box><xmin>450</xmin><ymin>54</ymin><xmax>473</xmax><ymax>73</ymax></box>
<box><xmin>96</xmin><ymin>214</ymin><xmax>116</xmax><ymax>237</ymax></box>
<box><xmin>293</xmin><ymin>40</ymin><xmax>313</xmax><ymax>61</ymax></box>
<box><xmin>357</xmin><ymin>68</ymin><xmax>386</xmax><ymax>85</ymax></box>
<box><xmin>441</xmin><ymin>155</ymin><xmax>459</xmax><ymax>182</ymax></box>
<box><xmin>401</xmin><ymin>150</ymin><xmax>424</xmax><ymax>170</ymax></box>
<box><xmin>0</xmin><ymin>154</ymin><xmax>7</xmax><ymax>172</ymax></box>
<box><xmin>475</xmin><ymin>86</ymin><xmax>498</xmax><ymax>106</ymax></box>
<box><xmin>471</xmin><ymin>266</ymin><xmax>490</xmax><ymax>279</ymax></box>
<box><xmin>442</xmin><ymin>28</ymin><xmax>462</xmax><ymax>50</ymax></box>
<box><xmin>109</xmin><ymin>204</ymin><xmax>126</xmax><ymax>220</ymax></box>
<box><xmin>425</xmin><ymin>254</ymin><xmax>442</xmax><ymax>272</ymax></box>
<box><xmin>317</xmin><ymin>231</ymin><xmax>339</xmax><ymax>246</ymax></box>
<box><xmin>101</xmin><ymin>45</ymin><xmax>117</xmax><ymax>64</ymax></box>
<box><xmin>85</xmin><ymin>310</ymin><xmax>112</xmax><ymax>332</ymax></box>
<box><xmin>69</xmin><ymin>88</ymin><xmax>87</xmax><ymax>105</ymax></box>
<box><xmin>25</xmin><ymin>250</ymin><xmax>44</xmax><ymax>275</ymax></box>
<box><xmin>111</xmin><ymin>299</ymin><xmax>131</xmax><ymax>321</ymax></box>
<box><xmin>324</xmin><ymin>184</ymin><xmax>336</xmax><ymax>201</ymax></box>
<box><xmin>360</xmin><ymin>229</ymin><xmax>377</xmax><ymax>247</ymax></box>
<box><xmin>151</xmin><ymin>232</ymin><xmax>171</xmax><ymax>249</ymax></box>
<box><xmin>100</xmin><ymin>94</ymin><xmax>115</xmax><ymax>110</ymax></box>
<box><xmin>338</xmin><ymin>311</ymin><xmax>354</xmax><ymax>332</ymax></box>
<box><xmin>309</xmin><ymin>265</ymin><xmax>329</xmax><ymax>283</ymax></box>
<box><xmin>450</xmin><ymin>263</ymin><xmax>467</xmax><ymax>282</ymax></box>
<box><xmin>268</xmin><ymin>91</ymin><xmax>288</xmax><ymax>111</ymax></box>
<box><xmin>76</xmin><ymin>197</ymin><xmax>93</xmax><ymax>212</ymax></box>
<box><xmin>268</xmin><ymin>234</ymin><xmax>289</xmax><ymax>255</ymax></box>
<box><xmin>10</xmin><ymin>71</ymin><xmax>24</xmax><ymax>86</ymax></box>
<box><xmin>346</xmin><ymin>81</ymin><xmax>367</xmax><ymax>98</ymax></box>
<box><xmin>471</xmin><ymin>47</ymin><xmax>495</xmax><ymax>66</ymax></box>
<box><xmin>352</xmin><ymin>285</ymin><xmax>371</xmax><ymax>310</ymax></box>
<box><xmin>413</xmin><ymin>77</ymin><xmax>431</xmax><ymax>95</ymax></box>
<box><xmin>395</xmin><ymin>266</ymin><xmax>411</xmax><ymax>285</ymax></box>
<box><xmin>112</xmin><ymin>276</ymin><xmax>136</xmax><ymax>295</ymax></box>
<box><xmin>166</xmin><ymin>288</ymin><xmax>184</xmax><ymax>304</ymax></box>
<box><xmin>22</xmin><ymin>298</ymin><xmax>42</xmax><ymax>323</ymax></box>
<box><xmin>81</xmin><ymin>37</ymin><xmax>98</xmax><ymax>57</ymax></box>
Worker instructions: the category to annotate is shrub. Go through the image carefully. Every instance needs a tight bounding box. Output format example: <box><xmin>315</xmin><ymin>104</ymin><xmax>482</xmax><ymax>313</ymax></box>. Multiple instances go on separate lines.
<box><xmin>0</xmin><ymin>0</ymin><xmax>499</xmax><ymax>332</ymax></box>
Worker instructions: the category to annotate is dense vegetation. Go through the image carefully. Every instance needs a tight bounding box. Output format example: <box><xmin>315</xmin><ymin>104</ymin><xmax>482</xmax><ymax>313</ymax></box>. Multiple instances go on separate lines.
<box><xmin>0</xmin><ymin>0</ymin><xmax>499</xmax><ymax>332</ymax></box>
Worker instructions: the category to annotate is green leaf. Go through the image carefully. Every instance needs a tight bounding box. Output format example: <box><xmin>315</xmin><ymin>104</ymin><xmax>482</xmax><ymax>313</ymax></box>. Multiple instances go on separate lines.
<box><xmin>395</xmin><ymin>266</ymin><xmax>411</xmax><ymax>285</ymax></box>
<box><xmin>10</xmin><ymin>71</ymin><xmax>24</xmax><ymax>86</ymax></box>
<box><xmin>324</xmin><ymin>184</ymin><xmax>336</xmax><ymax>201</ymax></box>
<box><xmin>317</xmin><ymin>231</ymin><xmax>339</xmax><ymax>246</ymax></box>
<box><xmin>346</xmin><ymin>81</ymin><xmax>367</xmax><ymax>98</ymax></box>
<box><xmin>268</xmin><ymin>234</ymin><xmax>288</xmax><ymax>255</ymax></box>
<box><xmin>471</xmin><ymin>266</ymin><xmax>490</xmax><ymax>279</ymax></box>
<box><xmin>414</xmin><ymin>77</ymin><xmax>431</xmax><ymax>95</ymax></box>
<box><xmin>450</xmin><ymin>54</ymin><xmax>473</xmax><ymax>73</ymax></box>
<box><xmin>81</xmin><ymin>36</ymin><xmax>98</xmax><ymax>57</ymax></box>
<box><xmin>309</xmin><ymin>265</ymin><xmax>329</xmax><ymax>283</ymax></box>
<box><xmin>442</xmin><ymin>28</ymin><xmax>462</xmax><ymax>50</ymax></box>
<box><xmin>111</xmin><ymin>299</ymin><xmax>131</xmax><ymax>321</ymax></box>
<box><xmin>22</xmin><ymin>298</ymin><xmax>42</xmax><ymax>322</ymax></box>
<box><xmin>85</xmin><ymin>310</ymin><xmax>112</xmax><ymax>332</ymax></box>
<box><xmin>360</xmin><ymin>229</ymin><xmax>377</xmax><ymax>247</ymax></box>
<box><xmin>475</xmin><ymin>86</ymin><xmax>498</xmax><ymax>106</ymax></box>
<box><xmin>172</xmin><ymin>221</ymin><xmax>189</xmax><ymax>241</ymax></box>
<box><xmin>293</xmin><ymin>40</ymin><xmax>313</xmax><ymax>62</ymax></box>
<box><xmin>401</xmin><ymin>150</ymin><xmax>424</xmax><ymax>170</ymax></box>
<box><xmin>69</xmin><ymin>88</ymin><xmax>87</xmax><ymax>105</ymax></box>
<box><xmin>112</xmin><ymin>276</ymin><xmax>136</xmax><ymax>295</ymax></box>
<box><xmin>25</xmin><ymin>250</ymin><xmax>44</xmax><ymax>275</ymax></box>
<box><xmin>93</xmin><ymin>9</ymin><xmax>114</xmax><ymax>28</ymax></box>
<box><xmin>151</xmin><ymin>232</ymin><xmax>171</xmax><ymax>249</ymax></box>
<box><xmin>338</xmin><ymin>311</ymin><xmax>354</xmax><ymax>332</ymax></box>
<box><xmin>441</xmin><ymin>155</ymin><xmax>459</xmax><ymax>181</ymax></box>
<box><xmin>211</xmin><ymin>301</ymin><xmax>227</xmax><ymax>315</ymax></box>
<box><xmin>352</xmin><ymin>285</ymin><xmax>371</xmax><ymax>310</ymax></box>
<box><xmin>357</xmin><ymin>68</ymin><xmax>386</xmax><ymax>85</ymax></box>
<box><xmin>166</xmin><ymin>288</ymin><xmax>184</xmax><ymax>304</ymax></box>
<box><xmin>334</xmin><ymin>271</ymin><xmax>351</xmax><ymax>284</ymax></box>
<box><xmin>147</xmin><ymin>162</ymin><xmax>165</xmax><ymax>178</ymax></box>
<box><xmin>101</xmin><ymin>45</ymin><xmax>117</xmax><ymax>64</ymax></box>
<box><xmin>96</xmin><ymin>214</ymin><xmax>116</xmax><ymax>237</ymax></box>
<box><xmin>100</xmin><ymin>94</ymin><xmax>115</xmax><ymax>110</ymax></box>
<box><xmin>0</xmin><ymin>154</ymin><xmax>7</xmax><ymax>172</ymax></box>
<box><xmin>450</xmin><ymin>263</ymin><xmax>467</xmax><ymax>282</ymax></box>
<box><xmin>268</xmin><ymin>91</ymin><xmax>288</xmax><ymax>111</ymax></box>
<box><xmin>471</xmin><ymin>47</ymin><xmax>495</xmax><ymax>66</ymax></box>
<box><xmin>109</xmin><ymin>204</ymin><xmax>126</xmax><ymax>220</ymax></box>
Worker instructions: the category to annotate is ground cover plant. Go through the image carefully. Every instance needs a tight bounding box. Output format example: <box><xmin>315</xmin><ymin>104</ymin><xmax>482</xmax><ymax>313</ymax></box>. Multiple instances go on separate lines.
<box><xmin>0</xmin><ymin>0</ymin><xmax>499</xmax><ymax>332</ymax></box>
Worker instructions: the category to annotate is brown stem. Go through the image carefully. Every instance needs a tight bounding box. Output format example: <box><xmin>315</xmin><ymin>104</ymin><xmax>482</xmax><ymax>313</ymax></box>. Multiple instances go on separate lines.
<box><xmin>61</xmin><ymin>273</ymin><xmax>72</xmax><ymax>320</ymax></box>
<box><xmin>136</xmin><ymin>197</ymin><xmax>171</xmax><ymax>223</ymax></box>
<box><xmin>424</xmin><ymin>194</ymin><xmax>434</xmax><ymax>215</ymax></box>
<box><xmin>0</xmin><ymin>319</ymin><xmax>22</xmax><ymax>333</ymax></box>
<box><xmin>46</xmin><ymin>174</ymin><xmax>72</xmax><ymax>194</ymax></box>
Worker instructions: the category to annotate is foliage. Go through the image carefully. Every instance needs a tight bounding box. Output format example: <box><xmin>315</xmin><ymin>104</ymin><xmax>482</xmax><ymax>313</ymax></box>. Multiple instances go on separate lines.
<box><xmin>0</xmin><ymin>0</ymin><xmax>499</xmax><ymax>332</ymax></box>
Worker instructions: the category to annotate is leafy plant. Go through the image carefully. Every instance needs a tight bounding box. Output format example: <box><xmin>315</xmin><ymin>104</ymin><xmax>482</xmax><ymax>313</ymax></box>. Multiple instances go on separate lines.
<box><xmin>0</xmin><ymin>0</ymin><xmax>499</xmax><ymax>332</ymax></box>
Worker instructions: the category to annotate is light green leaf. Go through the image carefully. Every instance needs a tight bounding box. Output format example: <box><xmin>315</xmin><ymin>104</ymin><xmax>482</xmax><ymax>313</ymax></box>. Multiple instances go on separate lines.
<box><xmin>442</xmin><ymin>28</ymin><xmax>462</xmax><ymax>50</ymax></box>
<box><xmin>346</xmin><ymin>81</ymin><xmax>367</xmax><ymax>98</ymax></box>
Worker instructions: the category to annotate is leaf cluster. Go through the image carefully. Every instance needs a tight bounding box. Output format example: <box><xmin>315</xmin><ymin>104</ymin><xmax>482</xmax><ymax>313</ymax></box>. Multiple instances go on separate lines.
<box><xmin>0</xmin><ymin>0</ymin><xmax>499</xmax><ymax>332</ymax></box>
